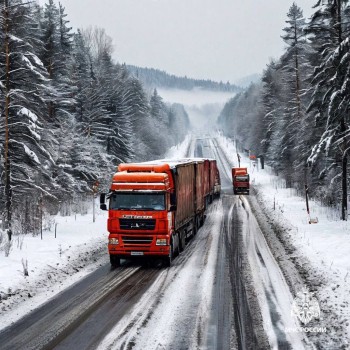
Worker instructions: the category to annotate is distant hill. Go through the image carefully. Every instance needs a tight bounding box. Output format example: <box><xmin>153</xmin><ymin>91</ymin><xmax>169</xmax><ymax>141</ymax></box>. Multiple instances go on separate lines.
<box><xmin>127</xmin><ymin>65</ymin><xmax>242</xmax><ymax>93</ymax></box>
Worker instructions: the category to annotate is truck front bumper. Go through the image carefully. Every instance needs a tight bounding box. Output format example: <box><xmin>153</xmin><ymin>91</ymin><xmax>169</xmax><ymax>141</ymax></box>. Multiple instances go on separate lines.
<box><xmin>108</xmin><ymin>245</ymin><xmax>170</xmax><ymax>257</ymax></box>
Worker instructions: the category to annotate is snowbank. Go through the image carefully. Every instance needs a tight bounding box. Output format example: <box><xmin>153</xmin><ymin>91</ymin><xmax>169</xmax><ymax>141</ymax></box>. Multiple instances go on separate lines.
<box><xmin>216</xmin><ymin>133</ymin><xmax>350</xmax><ymax>346</ymax></box>
<box><xmin>0</xmin><ymin>203</ymin><xmax>108</xmax><ymax>329</ymax></box>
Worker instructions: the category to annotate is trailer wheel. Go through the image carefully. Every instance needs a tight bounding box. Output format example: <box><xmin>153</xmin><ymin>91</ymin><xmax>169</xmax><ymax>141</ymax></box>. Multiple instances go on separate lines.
<box><xmin>110</xmin><ymin>255</ymin><xmax>120</xmax><ymax>267</ymax></box>
<box><xmin>164</xmin><ymin>241</ymin><xmax>173</xmax><ymax>267</ymax></box>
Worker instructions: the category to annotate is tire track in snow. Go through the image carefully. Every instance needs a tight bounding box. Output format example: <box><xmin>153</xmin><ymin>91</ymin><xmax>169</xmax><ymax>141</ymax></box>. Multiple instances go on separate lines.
<box><xmin>239</xmin><ymin>195</ymin><xmax>311</xmax><ymax>349</ymax></box>
<box><xmin>96</xmin><ymin>201</ymin><xmax>223</xmax><ymax>350</ymax></box>
<box><xmin>0</xmin><ymin>266</ymin><xmax>142</xmax><ymax>350</ymax></box>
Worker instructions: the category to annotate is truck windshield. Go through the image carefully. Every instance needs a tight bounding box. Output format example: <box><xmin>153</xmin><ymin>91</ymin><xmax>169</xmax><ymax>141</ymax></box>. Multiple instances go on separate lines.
<box><xmin>109</xmin><ymin>192</ymin><xmax>165</xmax><ymax>210</ymax></box>
<box><xmin>235</xmin><ymin>175</ymin><xmax>249</xmax><ymax>182</ymax></box>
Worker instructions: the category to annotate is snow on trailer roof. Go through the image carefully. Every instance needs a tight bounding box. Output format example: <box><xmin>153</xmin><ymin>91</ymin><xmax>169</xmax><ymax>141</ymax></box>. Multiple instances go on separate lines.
<box><xmin>187</xmin><ymin>157</ymin><xmax>216</xmax><ymax>162</ymax></box>
<box><xmin>131</xmin><ymin>158</ymin><xmax>215</xmax><ymax>168</ymax></box>
<box><xmin>116</xmin><ymin>158</ymin><xmax>218</xmax><ymax>175</ymax></box>
<box><xmin>141</xmin><ymin>158</ymin><xmax>195</xmax><ymax>166</ymax></box>
<box><xmin>118</xmin><ymin>158</ymin><xmax>199</xmax><ymax>171</ymax></box>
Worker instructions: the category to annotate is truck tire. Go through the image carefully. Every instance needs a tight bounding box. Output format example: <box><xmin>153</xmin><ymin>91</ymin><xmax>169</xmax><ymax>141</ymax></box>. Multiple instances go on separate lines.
<box><xmin>110</xmin><ymin>255</ymin><xmax>120</xmax><ymax>267</ymax></box>
<box><xmin>193</xmin><ymin>216</ymin><xmax>200</xmax><ymax>235</ymax></box>
<box><xmin>164</xmin><ymin>241</ymin><xmax>173</xmax><ymax>267</ymax></box>
<box><xmin>179</xmin><ymin>231</ymin><xmax>186</xmax><ymax>252</ymax></box>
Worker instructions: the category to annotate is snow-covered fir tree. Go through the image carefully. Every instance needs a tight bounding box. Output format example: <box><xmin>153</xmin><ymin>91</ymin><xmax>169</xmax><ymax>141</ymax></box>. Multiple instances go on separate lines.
<box><xmin>0</xmin><ymin>0</ymin><xmax>56</xmax><ymax>236</ymax></box>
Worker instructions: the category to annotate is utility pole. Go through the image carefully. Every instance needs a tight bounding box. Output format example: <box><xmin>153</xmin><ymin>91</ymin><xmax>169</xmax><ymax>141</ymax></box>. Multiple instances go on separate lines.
<box><xmin>305</xmin><ymin>184</ymin><xmax>310</xmax><ymax>224</ymax></box>
<box><xmin>341</xmin><ymin>120</ymin><xmax>347</xmax><ymax>221</ymax></box>
<box><xmin>92</xmin><ymin>180</ymin><xmax>99</xmax><ymax>223</ymax></box>
<box><xmin>237</xmin><ymin>153</ymin><xmax>241</xmax><ymax>167</ymax></box>
<box><xmin>92</xmin><ymin>192</ymin><xmax>95</xmax><ymax>223</ymax></box>
<box><xmin>40</xmin><ymin>196</ymin><xmax>43</xmax><ymax>240</ymax></box>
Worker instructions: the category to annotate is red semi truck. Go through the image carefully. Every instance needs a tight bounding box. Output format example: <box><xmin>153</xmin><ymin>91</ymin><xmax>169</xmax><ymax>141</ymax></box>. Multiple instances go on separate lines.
<box><xmin>100</xmin><ymin>158</ymin><xmax>220</xmax><ymax>267</ymax></box>
<box><xmin>232</xmin><ymin>167</ymin><xmax>250</xmax><ymax>195</ymax></box>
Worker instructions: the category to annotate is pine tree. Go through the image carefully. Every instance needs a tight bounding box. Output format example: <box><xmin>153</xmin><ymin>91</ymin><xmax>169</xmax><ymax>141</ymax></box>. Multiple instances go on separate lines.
<box><xmin>123</xmin><ymin>77</ymin><xmax>154</xmax><ymax>160</ymax></box>
<box><xmin>168</xmin><ymin>103</ymin><xmax>190</xmax><ymax>145</ymax></box>
<box><xmin>150</xmin><ymin>89</ymin><xmax>165</xmax><ymax>120</ymax></box>
<box><xmin>307</xmin><ymin>0</ymin><xmax>350</xmax><ymax>219</ymax></box>
<box><xmin>259</xmin><ymin>61</ymin><xmax>284</xmax><ymax>171</ymax></box>
<box><xmin>0</xmin><ymin>0</ymin><xmax>55</xmax><ymax>235</ymax></box>
<box><xmin>279</xmin><ymin>3</ymin><xmax>311</xmax><ymax>185</ymax></box>
<box><xmin>97</xmin><ymin>52</ymin><xmax>133</xmax><ymax>162</ymax></box>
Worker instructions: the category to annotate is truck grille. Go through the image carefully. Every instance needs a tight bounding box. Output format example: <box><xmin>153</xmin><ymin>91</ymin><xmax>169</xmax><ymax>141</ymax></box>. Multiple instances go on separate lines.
<box><xmin>122</xmin><ymin>236</ymin><xmax>153</xmax><ymax>245</ymax></box>
<box><xmin>119</xmin><ymin>219</ymin><xmax>156</xmax><ymax>230</ymax></box>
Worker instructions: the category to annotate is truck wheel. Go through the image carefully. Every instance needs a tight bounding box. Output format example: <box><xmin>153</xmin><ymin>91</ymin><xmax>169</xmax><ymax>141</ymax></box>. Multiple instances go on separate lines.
<box><xmin>174</xmin><ymin>233</ymin><xmax>181</xmax><ymax>256</ymax></box>
<box><xmin>179</xmin><ymin>231</ymin><xmax>186</xmax><ymax>252</ymax></box>
<box><xmin>110</xmin><ymin>255</ymin><xmax>120</xmax><ymax>267</ymax></box>
<box><xmin>193</xmin><ymin>216</ymin><xmax>200</xmax><ymax>235</ymax></box>
<box><xmin>165</xmin><ymin>241</ymin><xmax>173</xmax><ymax>267</ymax></box>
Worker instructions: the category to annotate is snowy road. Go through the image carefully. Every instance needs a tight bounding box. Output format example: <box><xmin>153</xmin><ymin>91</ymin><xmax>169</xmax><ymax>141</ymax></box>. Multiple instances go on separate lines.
<box><xmin>0</xmin><ymin>135</ymin><xmax>314</xmax><ymax>349</ymax></box>
<box><xmin>0</xmin><ymin>265</ymin><xmax>152</xmax><ymax>349</ymax></box>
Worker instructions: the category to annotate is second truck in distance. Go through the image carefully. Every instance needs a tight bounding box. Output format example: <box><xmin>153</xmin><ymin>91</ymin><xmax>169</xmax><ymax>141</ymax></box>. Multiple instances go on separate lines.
<box><xmin>232</xmin><ymin>167</ymin><xmax>250</xmax><ymax>195</ymax></box>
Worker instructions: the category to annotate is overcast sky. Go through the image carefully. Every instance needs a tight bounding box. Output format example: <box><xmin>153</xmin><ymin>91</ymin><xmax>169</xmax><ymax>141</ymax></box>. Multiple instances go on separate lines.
<box><xmin>37</xmin><ymin>0</ymin><xmax>315</xmax><ymax>83</ymax></box>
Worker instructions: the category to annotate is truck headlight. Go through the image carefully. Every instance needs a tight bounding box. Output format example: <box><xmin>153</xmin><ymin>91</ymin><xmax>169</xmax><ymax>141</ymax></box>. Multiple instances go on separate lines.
<box><xmin>156</xmin><ymin>238</ymin><xmax>167</xmax><ymax>246</ymax></box>
<box><xmin>109</xmin><ymin>238</ymin><xmax>119</xmax><ymax>245</ymax></box>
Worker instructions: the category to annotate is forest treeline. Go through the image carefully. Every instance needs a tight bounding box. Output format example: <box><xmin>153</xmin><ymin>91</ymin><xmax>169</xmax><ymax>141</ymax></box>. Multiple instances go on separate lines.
<box><xmin>218</xmin><ymin>1</ymin><xmax>350</xmax><ymax>219</ymax></box>
<box><xmin>0</xmin><ymin>0</ymin><xmax>190</xmax><ymax>235</ymax></box>
<box><xmin>127</xmin><ymin>65</ymin><xmax>242</xmax><ymax>92</ymax></box>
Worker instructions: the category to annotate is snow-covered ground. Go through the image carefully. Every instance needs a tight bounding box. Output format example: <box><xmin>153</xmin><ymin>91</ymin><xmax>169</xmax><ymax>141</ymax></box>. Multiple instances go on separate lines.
<box><xmin>217</xmin><ymin>133</ymin><xmax>350</xmax><ymax>347</ymax></box>
<box><xmin>0</xmin><ymin>206</ymin><xmax>108</xmax><ymax>328</ymax></box>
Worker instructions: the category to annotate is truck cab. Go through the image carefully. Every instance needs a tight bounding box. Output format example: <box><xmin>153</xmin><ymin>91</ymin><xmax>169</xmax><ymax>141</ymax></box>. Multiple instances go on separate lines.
<box><xmin>101</xmin><ymin>164</ymin><xmax>175</xmax><ymax>267</ymax></box>
<box><xmin>232</xmin><ymin>167</ymin><xmax>250</xmax><ymax>195</ymax></box>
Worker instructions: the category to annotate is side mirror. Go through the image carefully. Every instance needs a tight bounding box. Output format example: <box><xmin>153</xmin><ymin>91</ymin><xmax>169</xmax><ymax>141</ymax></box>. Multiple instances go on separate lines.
<box><xmin>100</xmin><ymin>204</ymin><xmax>107</xmax><ymax>211</ymax></box>
<box><xmin>100</xmin><ymin>193</ymin><xmax>107</xmax><ymax>211</ymax></box>
<box><xmin>170</xmin><ymin>204</ymin><xmax>177</xmax><ymax>211</ymax></box>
